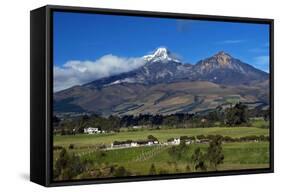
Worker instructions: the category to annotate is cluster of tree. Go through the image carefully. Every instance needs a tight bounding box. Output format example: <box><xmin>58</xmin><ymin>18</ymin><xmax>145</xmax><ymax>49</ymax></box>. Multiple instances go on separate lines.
<box><xmin>168</xmin><ymin>141</ymin><xmax>189</xmax><ymax>160</ymax></box>
<box><xmin>191</xmin><ymin>135</ymin><xmax>224</xmax><ymax>171</ymax></box>
<box><xmin>53</xmin><ymin>148</ymin><xmax>86</xmax><ymax>180</ymax></box>
<box><xmin>112</xmin><ymin>135</ymin><xmax>159</xmax><ymax>146</ymax></box>
<box><xmin>149</xmin><ymin>163</ymin><xmax>157</xmax><ymax>175</ymax></box>
<box><xmin>147</xmin><ymin>135</ymin><xmax>159</xmax><ymax>142</ymax></box>
<box><xmin>167</xmin><ymin>135</ymin><xmax>225</xmax><ymax>171</ymax></box>
<box><xmin>180</xmin><ymin>136</ymin><xmax>196</xmax><ymax>141</ymax></box>
<box><xmin>225</xmin><ymin>103</ymin><xmax>249</xmax><ymax>126</ymax></box>
<box><xmin>112</xmin><ymin>140</ymin><xmax>134</xmax><ymax>146</ymax></box>
<box><xmin>248</xmin><ymin>108</ymin><xmax>270</xmax><ymax>120</ymax></box>
<box><xmin>166</xmin><ymin>134</ymin><xmax>269</xmax><ymax>144</ymax></box>
<box><xmin>54</xmin><ymin>113</ymin><xmax>195</xmax><ymax>135</ymax></box>
<box><xmin>53</xmin><ymin>148</ymin><xmax>132</xmax><ymax>180</ymax></box>
<box><xmin>191</xmin><ymin>147</ymin><xmax>207</xmax><ymax>171</ymax></box>
<box><xmin>79</xmin><ymin>165</ymin><xmax>131</xmax><ymax>179</ymax></box>
<box><xmin>113</xmin><ymin>166</ymin><xmax>131</xmax><ymax>177</ymax></box>
<box><xmin>238</xmin><ymin>135</ymin><xmax>269</xmax><ymax>142</ymax></box>
<box><xmin>54</xmin><ymin>103</ymin><xmax>269</xmax><ymax>135</ymax></box>
<box><xmin>55</xmin><ymin>114</ymin><xmax>121</xmax><ymax>135</ymax></box>
<box><xmin>194</xmin><ymin>134</ymin><xmax>269</xmax><ymax>143</ymax></box>
<box><xmin>203</xmin><ymin>103</ymin><xmax>269</xmax><ymax>126</ymax></box>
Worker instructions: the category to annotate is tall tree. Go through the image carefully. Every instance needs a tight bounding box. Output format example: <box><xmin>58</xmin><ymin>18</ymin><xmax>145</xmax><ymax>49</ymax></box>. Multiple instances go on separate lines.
<box><xmin>149</xmin><ymin>163</ymin><xmax>157</xmax><ymax>175</ymax></box>
<box><xmin>207</xmin><ymin>135</ymin><xmax>224</xmax><ymax>170</ymax></box>
<box><xmin>191</xmin><ymin>147</ymin><xmax>207</xmax><ymax>171</ymax></box>
<box><xmin>225</xmin><ymin>103</ymin><xmax>249</xmax><ymax>126</ymax></box>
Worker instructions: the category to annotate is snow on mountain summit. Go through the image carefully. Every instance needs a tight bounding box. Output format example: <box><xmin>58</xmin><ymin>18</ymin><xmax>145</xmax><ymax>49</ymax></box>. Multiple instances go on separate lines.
<box><xmin>143</xmin><ymin>47</ymin><xmax>181</xmax><ymax>63</ymax></box>
<box><xmin>82</xmin><ymin>48</ymin><xmax>268</xmax><ymax>89</ymax></box>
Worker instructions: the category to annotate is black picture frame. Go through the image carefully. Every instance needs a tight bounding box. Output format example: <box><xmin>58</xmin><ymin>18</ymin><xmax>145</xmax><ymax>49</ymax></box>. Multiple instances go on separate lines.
<box><xmin>30</xmin><ymin>4</ymin><xmax>274</xmax><ymax>187</ymax></box>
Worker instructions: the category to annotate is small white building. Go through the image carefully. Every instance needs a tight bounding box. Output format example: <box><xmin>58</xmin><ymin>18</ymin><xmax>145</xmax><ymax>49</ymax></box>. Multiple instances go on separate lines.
<box><xmin>131</xmin><ymin>142</ymin><xmax>138</xmax><ymax>147</ymax></box>
<box><xmin>196</xmin><ymin>139</ymin><xmax>209</xmax><ymax>144</ymax></box>
<box><xmin>147</xmin><ymin>141</ymin><xmax>154</xmax><ymax>146</ymax></box>
<box><xmin>132</xmin><ymin>126</ymin><xmax>142</xmax><ymax>129</ymax></box>
<box><xmin>84</xmin><ymin>127</ymin><xmax>101</xmax><ymax>134</ymax></box>
<box><xmin>173</xmin><ymin>138</ymin><xmax>181</xmax><ymax>145</ymax></box>
<box><xmin>168</xmin><ymin>138</ymin><xmax>181</xmax><ymax>145</ymax></box>
<box><xmin>111</xmin><ymin>141</ymin><xmax>132</xmax><ymax>148</ymax></box>
<box><xmin>185</xmin><ymin>140</ymin><xmax>193</xmax><ymax>145</ymax></box>
<box><xmin>111</xmin><ymin>139</ymin><xmax>159</xmax><ymax>149</ymax></box>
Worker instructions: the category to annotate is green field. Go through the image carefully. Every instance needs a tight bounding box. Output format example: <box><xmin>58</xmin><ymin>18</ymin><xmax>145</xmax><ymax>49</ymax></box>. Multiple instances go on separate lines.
<box><xmin>84</xmin><ymin>142</ymin><xmax>268</xmax><ymax>174</ymax></box>
<box><xmin>53</xmin><ymin>126</ymin><xmax>270</xmax><ymax>180</ymax></box>
<box><xmin>54</xmin><ymin>126</ymin><xmax>269</xmax><ymax>148</ymax></box>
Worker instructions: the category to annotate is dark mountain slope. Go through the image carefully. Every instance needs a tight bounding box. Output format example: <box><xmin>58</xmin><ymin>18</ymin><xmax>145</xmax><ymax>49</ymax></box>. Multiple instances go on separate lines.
<box><xmin>54</xmin><ymin>48</ymin><xmax>269</xmax><ymax>115</ymax></box>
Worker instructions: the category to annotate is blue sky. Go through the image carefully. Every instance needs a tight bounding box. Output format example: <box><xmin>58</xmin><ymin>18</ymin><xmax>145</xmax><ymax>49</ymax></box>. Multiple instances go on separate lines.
<box><xmin>53</xmin><ymin>11</ymin><xmax>270</xmax><ymax>91</ymax></box>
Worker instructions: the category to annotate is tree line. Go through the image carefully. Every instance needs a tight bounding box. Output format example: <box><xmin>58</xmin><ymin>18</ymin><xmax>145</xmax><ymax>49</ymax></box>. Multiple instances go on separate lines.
<box><xmin>53</xmin><ymin>103</ymin><xmax>269</xmax><ymax>135</ymax></box>
<box><xmin>163</xmin><ymin>135</ymin><xmax>224</xmax><ymax>171</ymax></box>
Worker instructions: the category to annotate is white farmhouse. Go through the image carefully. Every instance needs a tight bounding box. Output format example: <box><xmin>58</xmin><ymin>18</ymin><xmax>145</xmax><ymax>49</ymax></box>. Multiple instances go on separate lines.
<box><xmin>132</xmin><ymin>125</ymin><xmax>142</xmax><ymax>129</ymax></box>
<box><xmin>131</xmin><ymin>142</ymin><xmax>138</xmax><ymax>147</ymax></box>
<box><xmin>167</xmin><ymin>138</ymin><xmax>181</xmax><ymax>145</ymax></box>
<box><xmin>84</xmin><ymin>127</ymin><xmax>101</xmax><ymax>134</ymax></box>
<box><xmin>147</xmin><ymin>141</ymin><xmax>154</xmax><ymax>146</ymax></box>
<box><xmin>185</xmin><ymin>140</ymin><xmax>193</xmax><ymax>145</ymax></box>
<box><xmin>173</xmin><ymin>138</ymin><xmax>181</xmax><ymax>145</ymax></box>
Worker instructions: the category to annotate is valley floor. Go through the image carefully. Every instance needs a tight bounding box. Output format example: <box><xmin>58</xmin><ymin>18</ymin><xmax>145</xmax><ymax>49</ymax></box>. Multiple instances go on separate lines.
<box><xmin>53</xmin><ymin>126</ymin><xmax>270</xmax><ymax>181</ymax></box>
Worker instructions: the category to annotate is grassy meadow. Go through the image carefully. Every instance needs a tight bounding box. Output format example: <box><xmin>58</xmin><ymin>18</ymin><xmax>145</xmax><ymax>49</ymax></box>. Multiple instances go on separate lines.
<box><xmin>53</xmin><ymin>126</ymin><xmax>270</xmax><ymax>180</ymax></box>
<box><xmin>54</xmin><ymin>126</ymin><xmax>269</xmax><ymax>148</ymax></box>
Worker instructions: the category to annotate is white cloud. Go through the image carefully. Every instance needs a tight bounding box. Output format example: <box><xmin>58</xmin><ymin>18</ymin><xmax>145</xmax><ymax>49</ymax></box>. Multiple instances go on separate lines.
<box><xmin>54</xmin><ymin>54</ymin><xmax>145</xmax><ymax>92</ymax></box>
<box><xmin>217</xmin><ymin>40</ymin><xmax>245</xmax><ymax>44</ymax></box>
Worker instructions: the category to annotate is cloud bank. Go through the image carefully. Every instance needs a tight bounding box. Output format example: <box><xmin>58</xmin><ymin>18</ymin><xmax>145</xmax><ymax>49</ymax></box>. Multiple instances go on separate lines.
<box><xmin>54</xmin><ymin>54</ymin><xmax>145</xmax><ymax>92</ymax></box>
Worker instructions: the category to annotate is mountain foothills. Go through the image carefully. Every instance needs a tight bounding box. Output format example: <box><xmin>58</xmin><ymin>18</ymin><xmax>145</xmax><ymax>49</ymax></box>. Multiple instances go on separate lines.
<box><xmin>54</xmin><ymin>48</ymin><xmax>269</xmax><ymax>116</ymax></box>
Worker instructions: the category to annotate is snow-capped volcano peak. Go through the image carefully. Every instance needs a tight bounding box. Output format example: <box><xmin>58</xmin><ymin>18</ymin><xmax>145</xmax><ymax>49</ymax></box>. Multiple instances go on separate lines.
<box><xmin>153</xmin><ymin>47</ymin><xmax>170</xmax><ymax>58</ymax></box>
<box><xmin>143</xmin><ymin>47</ymin><xmax>181</xmax><ymax>63</ymax></box>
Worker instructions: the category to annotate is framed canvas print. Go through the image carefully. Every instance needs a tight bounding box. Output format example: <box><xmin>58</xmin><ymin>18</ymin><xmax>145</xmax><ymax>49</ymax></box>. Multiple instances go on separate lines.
<box><xmin>30</xmin><ymin>5</ymin><xmax>274</xmax><ymax>187</ymax></box>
